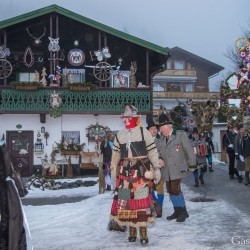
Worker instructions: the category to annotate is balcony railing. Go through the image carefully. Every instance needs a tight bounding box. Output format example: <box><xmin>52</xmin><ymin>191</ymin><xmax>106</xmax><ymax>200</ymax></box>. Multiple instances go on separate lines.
<box><xmin>153</xmin><ymin>91</ymin><xmax>219</xmax><ymax>99</ymax></box>
<box><xmin>156</xmin><ymin>69</ymin><xmax>197</xmax><ymax>77</ymax></box>
<box><xmin>0</xmin><ymin>88</ymin><xmax>151</xmax><ymax>114</ymax></box>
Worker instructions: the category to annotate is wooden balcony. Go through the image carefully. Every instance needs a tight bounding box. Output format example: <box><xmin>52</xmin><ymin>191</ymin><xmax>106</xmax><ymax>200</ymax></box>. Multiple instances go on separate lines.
<box><xmin>156</xmin><ymin>69</ymin><xmax>197</xmax><ymax>77</ymax></box>
<box><xmin>0</xmin><ymin>87</ymin><xmax>152</xmax><ymax>114</ymax></box>
<box><xmin>153</xmin><ymin>91</ymin><xmax>219</xmax><ymax>99</ymax></box>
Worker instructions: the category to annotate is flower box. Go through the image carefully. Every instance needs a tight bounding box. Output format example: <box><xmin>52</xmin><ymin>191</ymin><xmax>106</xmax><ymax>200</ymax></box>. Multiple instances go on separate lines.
<box><xmin>69</xmin><ymin>86</ymin><xmax>90</xmax><ymax>91</ymax></box>
<box><xmin>15</xmin><ymin>86</ymin><xmax>38</xmax><ymax>90</ymax></box>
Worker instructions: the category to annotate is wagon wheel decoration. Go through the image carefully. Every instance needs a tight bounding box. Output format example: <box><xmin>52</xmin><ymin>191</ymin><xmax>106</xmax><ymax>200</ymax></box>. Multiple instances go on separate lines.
<box><xmin>93</xmin><ymin>62</ymin><xmax>114</xmax><ymax>81</ymax></box>
<box><xmin>0</xmin><ymin>59</ymin><xmax>13</xmax><ymax>79</ymax></box>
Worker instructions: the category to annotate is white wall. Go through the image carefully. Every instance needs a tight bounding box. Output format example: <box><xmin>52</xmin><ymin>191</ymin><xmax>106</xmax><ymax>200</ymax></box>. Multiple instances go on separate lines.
<box><xmin>0</xmin><ymin>114</ymin><xmax>147</xmax><ymax>165</ymax></box>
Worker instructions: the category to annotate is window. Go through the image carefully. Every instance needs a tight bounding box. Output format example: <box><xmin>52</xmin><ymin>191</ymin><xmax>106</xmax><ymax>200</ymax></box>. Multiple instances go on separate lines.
<box><xmin>174</xmin><ymin>61</ymin><xmax>184</xmax><ymax>70</ymax></box>
<box><xmin>19</xmin><ymin>72</ymin><xmax>36</xmax><ymax>82</ymax></box>
<box><xmin>167</xmin><ymin>60</ymin><xmax>172</xmax><ymax>69</ymax></box>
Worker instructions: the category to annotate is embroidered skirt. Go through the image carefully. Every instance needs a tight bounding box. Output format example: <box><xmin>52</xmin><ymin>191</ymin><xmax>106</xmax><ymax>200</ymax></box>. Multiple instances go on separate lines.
<box><xmin>110</xmin><ymin>158</ymin><xmax>156</xmax><ymax>228</ymax></box>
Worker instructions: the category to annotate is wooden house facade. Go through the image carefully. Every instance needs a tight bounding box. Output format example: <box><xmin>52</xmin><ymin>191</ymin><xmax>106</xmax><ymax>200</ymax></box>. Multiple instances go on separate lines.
<box><xmin>0</xmin><ymin>5</ymin><xmax>169</xmax><ymax>176</ymax></box>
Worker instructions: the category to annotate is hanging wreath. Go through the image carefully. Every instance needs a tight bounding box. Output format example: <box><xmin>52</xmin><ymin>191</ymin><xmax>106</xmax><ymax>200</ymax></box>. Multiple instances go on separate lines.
<box><xmin>49</xmin><ymin>91</ymin><xmax>62</xmax><ymax>118</ymax></box>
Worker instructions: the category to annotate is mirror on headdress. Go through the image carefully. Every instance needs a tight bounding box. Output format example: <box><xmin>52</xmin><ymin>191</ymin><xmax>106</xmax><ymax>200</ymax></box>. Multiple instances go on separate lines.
<box><xmin>228</xmin><ymin>99</ymin><xmax>241</xmax><ymax>108</ymax></box>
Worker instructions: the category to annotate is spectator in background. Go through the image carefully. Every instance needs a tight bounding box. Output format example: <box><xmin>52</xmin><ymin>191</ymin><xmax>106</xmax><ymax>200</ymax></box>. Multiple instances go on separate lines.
<box><xmin>222</xmin><ymin>125</ymin><xmax>240</xmax><ymax>180</ymax></box>
<box><xmin>203</xmin><ymin>132</ymin><xmax>215</xmax><ymax>172</ymax></box>
<box><xmin>234</xmin><ymin>124</ymin><xmax>245</xmax><ymax>183</ymax></box>
<box><xmin>189</xmin><ymin>127</ymin><xmax>207</xmax><ymax>187</ymax></box>
<box><xmin>241</xmin><ymin>122</ymin><xmax>250</xmax><ymax>185</ymax></box>
<box><xmin>100</xmin><ymin>132</ymin><xmax>114</xmax><ymax>190</ymax></box>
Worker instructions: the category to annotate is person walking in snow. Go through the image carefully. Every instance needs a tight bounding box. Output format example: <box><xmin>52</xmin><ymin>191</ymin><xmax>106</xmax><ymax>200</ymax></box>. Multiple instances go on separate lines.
<box><xmin>146</xmin><ymin>118</ymin><xmax>165</xmax><ymax>218</ymax></box>
<box><xmin>100</xmin><ymin>132</ymin><xmax>114</xmax><ymax>190</ymax></box>
<box><xmin>222</xmin><ymin>124</ymin><xmax>240</xmax><ymax>180</ymax></box>
<box><xmin>156</xmin><ymin>111</ymin><xmax>196</xmax><ymax>222</ymax></box>
<box><xmin>203</xmin><ymin>132</ymin><xmax>215</xmax><ymax>172</ymax></box>
<box><xmin>189</xmin><ymin>127</ymin><xmax>208</xmax><ymax>187</ymax></box>
<box><xmin>234</xmin><ymin>124</ymin><xmax>245</xmax><ymax>183</ymax></box>
<box><xmin>109</xmin><ymin>104</ymin><xmax>161</xmax><ymax>245</ymax></box>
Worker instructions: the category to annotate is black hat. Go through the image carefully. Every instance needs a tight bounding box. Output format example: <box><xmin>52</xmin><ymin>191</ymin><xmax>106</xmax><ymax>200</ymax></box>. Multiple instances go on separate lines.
<box><xmin>147</xmin><ymin>118</ymin><xmax>157</xmax><ymax>130</ymax></box>
<box><xmin>192</xmin><ymin>127</ymin><xmax>199</xmax><ymax>134</ymax></box>
<box><xmin>158</xmin><ymin>112</ymin><xmax>173</xmax><ymax>127</ymax></box>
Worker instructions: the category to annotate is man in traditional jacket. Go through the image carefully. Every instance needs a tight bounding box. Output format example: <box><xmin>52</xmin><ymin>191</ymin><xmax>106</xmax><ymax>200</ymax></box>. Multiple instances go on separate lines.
<box><xmin>109</xmin><ymin>104</ymin><xmax>161</xmax><ymax>245</ymax></box>
<box><xmin>157</xmin><ymin>111</ymin><xmax>196</xmax><ymax>222</ymax></box>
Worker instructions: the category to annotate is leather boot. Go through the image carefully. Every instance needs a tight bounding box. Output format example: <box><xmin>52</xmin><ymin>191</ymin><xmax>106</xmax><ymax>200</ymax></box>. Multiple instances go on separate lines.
<box><xmin>176</xmin><ymin>207</ymin><xmax>189</xmax><ymax>222</ymax></box>
<box><xmin>194</xmin><ymin>178</ymin><xmax>199</xmax><ymax>187</ymax></box>
<box><xmin>167</xmin><ymin>207</ymin><xmax>179</xmax><ymax>220</ymax></box>
<box><xmin>139</xmin><ymin>227</ymin><xmax>148</xmax><ymax>245</ymax></box>
<box><xmin>155</xmin><ymin>205</ymin><xmax>162</xmax><ymax>218</ymax></box>
<box><xmin>199</xmin><ymin>175</ymin><xmax>204</xmax><ymax>185</ymax></box>
<box><xmin>238</xmin><ymin>175</ymin><xmax>243</xmax><ymax>183</ymax></box>
<box><xmin>128</xmin><ymin>227</ymin><xmax>137</xmax><ymax>242</ymax></box>
<box><xmin>244</xmin><ymin>171</ymin><xmax>249</xmax><ymax>185</ymax></box>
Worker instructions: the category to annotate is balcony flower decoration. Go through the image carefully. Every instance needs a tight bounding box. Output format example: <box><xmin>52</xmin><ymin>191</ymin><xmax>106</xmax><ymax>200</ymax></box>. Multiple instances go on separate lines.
<box><xmin>10</xmin><ymin>81</ymin><xmax>44</xmax><ymax>90</ymax></box>
<box><xmin>49</xmin><ymin>91</ymin><xmax>62</xmax><ymax>118</ymax></box>
<box><xmin>67</xmin><ymin>81</ymin><xmax>97</xmax><ymax>91</ymax></box>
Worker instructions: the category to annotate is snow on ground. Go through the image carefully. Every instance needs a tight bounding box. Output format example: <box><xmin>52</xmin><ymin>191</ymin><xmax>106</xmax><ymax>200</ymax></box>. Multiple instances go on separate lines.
<box><xmin>22</xmin><ymin>160</ymin><xmax>249</xmax><ymax>250</ymax></box>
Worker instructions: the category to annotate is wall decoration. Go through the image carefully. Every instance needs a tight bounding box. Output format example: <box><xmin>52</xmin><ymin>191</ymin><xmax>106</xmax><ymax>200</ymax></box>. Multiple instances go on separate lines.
<box><xmin>111</xmin><ymin>70</ymin><xmax>130</xmax><ymax>87</ymax></box>
<box><xmin>49</xmin><ymin>91</ymin><xmax>62</xmax><ymax>118</ymax></box>
<box><xmin>67</xmin><ymin>49</ymin><xmax>85</xmax><ymax>66</ymax></box>
<box><xmin>48</xmin><ymin>37</ymin><xmax>60</xmax><ymax>52</ymax></box>
<box><xmin>90</xmin><ymin>47</ymin><xmax>111</xmax><ymax>62</ymax></box>
<box><xmin>40</xmin><ymin>67</ymin><xmax>47</xmax><ymax>86</ymax></box>
<box><xmin>26</xmin><ymin>26</ymin><xmax>46</xmax><ymax>46</ymax></box>
<box><xmin>86</xmin><ymin>123</ymin><xmax>110</xmax><ymax>142</ymax></box>
<box><xmin>0</xmin><ymin>44</ymin><xmax>12</xmax><ymax>79</ymax></box>
<box><xmin>129</xmin><ymin>61</ymin><xmax>137</xmax><ymax>88</ymax></box>
<box><xmin>23</xmin><ymin>47</ymin><xmax>34</xmax><ymax>68</ymax></box>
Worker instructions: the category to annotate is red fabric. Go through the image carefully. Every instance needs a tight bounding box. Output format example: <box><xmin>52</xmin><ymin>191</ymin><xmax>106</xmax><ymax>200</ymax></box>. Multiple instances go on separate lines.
<box><xmin>128</xmin><ymin>196</ymin><xmax>151</xmax><ymax>210</ymax></box>
<box><xmin>123</xmin><ymin>117</ymin><xmax>138</xmax><ymax>129</ymax></box>
<box><xmin>111</xmin><ymin>200</ymin><xmax>118</xmax><ymax>214</ymax></box>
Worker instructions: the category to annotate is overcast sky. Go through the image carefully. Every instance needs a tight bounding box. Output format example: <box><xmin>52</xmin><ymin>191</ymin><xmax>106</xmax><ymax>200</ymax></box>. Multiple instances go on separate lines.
<box><xmin>1</xmin><ymin>0</ymin><xmax>249</xmax><ymax>90</ymax></box>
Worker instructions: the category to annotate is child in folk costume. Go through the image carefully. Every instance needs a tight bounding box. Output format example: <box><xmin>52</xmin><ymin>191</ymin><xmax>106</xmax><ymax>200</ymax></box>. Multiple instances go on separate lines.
<box><xmin>109</xmin><ymin>104</ymin><xmax>161</xmax><ymax>245</ymax></box>
<box><xmin>189</xmin><ymin>127</ymin><xmax>208</xmax><ymax>187</ymax></box>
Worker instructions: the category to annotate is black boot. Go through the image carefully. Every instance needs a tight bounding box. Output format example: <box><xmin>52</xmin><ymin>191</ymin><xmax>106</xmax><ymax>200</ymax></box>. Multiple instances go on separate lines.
<box><xmin>155</xmin><ymin>204</ymin><xmax>163</xmax><ymax>218</ymax></box>
<box><xmin>106</xmin><ymin>185</ymin><xmax>111</xmax><ymax>191</ymax></box>
<box><xmin>244</xmin><ymin>171</ymin><xmax>249</xmax><ymax>185</ymax></box>
<box><xmin>238</xmin><ymin>175</ymin><xmax>243</xmax><ymax>183</ymax></box>
<box><xmin>128</xmin><ymin>227</ymin><xmax>137</xmax><ymax>242</ymax></box>
<box><xmin>199</xmin><ymin>175</ymin><xmax>204</xmax><ymax>185</ymax></box>
<box><xmin>139</xmin><ymin>227</ymin><xmax>148</xmax><ymax>245</ymax></box>
<box><xmin>167</xmin><ymin>207</ymin><xmax>179</xmax><ymax>220</ymax></box>
<box><xmin>194</xmin><ymin>178</ymin><xmax>199</xmax><ymax>187</ymax></box>
<box><xmin>176</xmin><ymin>207</ymin><xmax>189</xmax><ymax>222</ymax></box>
<box><xmin>209</xmin><ymin>166</ymin><xmax>214</xmax><ymax>172</ymax></box>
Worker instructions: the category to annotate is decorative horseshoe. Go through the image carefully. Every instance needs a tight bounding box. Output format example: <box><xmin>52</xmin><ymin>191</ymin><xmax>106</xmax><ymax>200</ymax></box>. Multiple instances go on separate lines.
<box><xmin>38</xmin><ymin>57</ymin><xmax>44</xmax><ymax>62</ymax></box>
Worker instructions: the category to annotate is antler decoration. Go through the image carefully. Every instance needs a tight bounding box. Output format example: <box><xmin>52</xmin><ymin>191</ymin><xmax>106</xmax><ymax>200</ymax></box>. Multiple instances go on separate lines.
<box><xmin>26</xmin><ymin>27</ymin><xmax>46</xmax><ymax>46</ymax></box>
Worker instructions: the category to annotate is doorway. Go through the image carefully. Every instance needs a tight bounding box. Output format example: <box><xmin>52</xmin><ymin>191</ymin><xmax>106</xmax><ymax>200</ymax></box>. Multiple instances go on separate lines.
<box><xmin>6</xmin><ymin>131</ymin><xmax>34</xmax><ymax>176</ymax></box>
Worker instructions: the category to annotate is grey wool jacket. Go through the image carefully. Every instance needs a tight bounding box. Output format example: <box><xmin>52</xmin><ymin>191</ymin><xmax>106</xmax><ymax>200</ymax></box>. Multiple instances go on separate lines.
<box><xmin>155</xmin><ymin>130</ymin><xmax>196</xmax><ymax>181</ymax></box>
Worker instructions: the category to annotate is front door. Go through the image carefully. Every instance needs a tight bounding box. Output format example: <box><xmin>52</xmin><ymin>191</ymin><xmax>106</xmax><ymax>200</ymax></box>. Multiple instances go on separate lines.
<box><xmin>6</xmin><ymin>131</ymin><xmax>34</xmax><ymax>176</ymax></box>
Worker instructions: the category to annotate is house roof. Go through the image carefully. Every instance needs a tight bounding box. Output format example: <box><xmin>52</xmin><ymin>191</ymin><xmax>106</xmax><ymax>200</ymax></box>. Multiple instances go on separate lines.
<box><xmin>0</xmin><ymin>4</ymin><xmax>169</xmax><ymax>56</ymax></box>
<box><xmin>170</xmin><ymin>46</ymin><xmax>224</xmax><ymax>77</ymax></box>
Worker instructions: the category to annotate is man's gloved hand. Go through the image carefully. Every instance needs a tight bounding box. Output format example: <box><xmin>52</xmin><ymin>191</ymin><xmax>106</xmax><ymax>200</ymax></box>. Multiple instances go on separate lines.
<box><xmin>235</xmin><ymin>154</ymin><xmax>240</xmax><ymax>160</ymax></box>
<box><xmin>154</xmin><ymin>168</ymin><xmax>161</xmax><ymax>184</ymax></box>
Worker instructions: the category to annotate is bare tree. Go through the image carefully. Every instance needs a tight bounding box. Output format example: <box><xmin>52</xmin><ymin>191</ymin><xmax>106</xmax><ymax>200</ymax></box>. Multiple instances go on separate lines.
<box><xmin>224</xmin><ymin>19</ymin><xmax>250</xmax><ymax>70</ymax></box>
